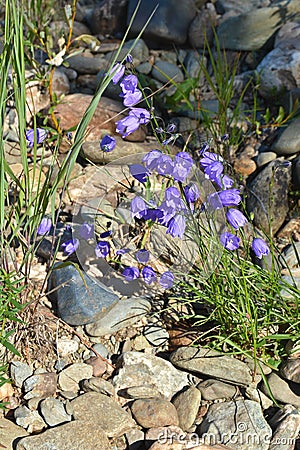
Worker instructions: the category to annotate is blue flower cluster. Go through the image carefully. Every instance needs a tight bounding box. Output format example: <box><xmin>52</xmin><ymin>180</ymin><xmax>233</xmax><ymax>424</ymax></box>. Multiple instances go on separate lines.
<box><xmin>199</xmin><ymin>142</ymin><xmax>269</xmax><ymax>258</ymax></box>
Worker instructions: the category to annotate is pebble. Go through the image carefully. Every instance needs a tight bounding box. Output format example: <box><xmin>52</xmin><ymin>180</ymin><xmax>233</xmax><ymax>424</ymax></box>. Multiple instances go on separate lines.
<box><xmin>144</xmin><ymin>324</ymin><xmax>169</xmax><ymax>347</ymax></box>
<box><xmin>246</xmin><ymin>159</ymin><xmax>291</xmax><ymax>235</ymax></box>
<box><xmin>151</xmin><ymin>60</ymin><xmax>184</xmax><ymax>84</ymax></box>
<box><xmin>84</xmin><ymin>356</ymin><xmax>108</xmax><ymax>377</ymax></box>
<box><xmin>127</xmin><ymin>0</ymin><xmax>197</xmax><ymax>46</ymax></box>
<box><xmin>70</xmin><ymin>391</ymin><xmax>136</xmax><ymax>437</ymax></box>
<box><xmin>0</xmin><ymin>417</ymin><xmax>29</xmax><ymax>450</ymax></box>
<box><xmin>81</xmin><ymin>376</ymin><xmax>115</xmax><ymax>396</ymax></box>
<box><xmin>85</xmin><ymin>296</ymin><xmax>151</xmax><ymax>337</ymax></box>
<box><xmin>170</xmin><ymin>347</ymin><xmax>253</xmax><ymax>386</ymax></box>
<box><xmin>56</xmin><ymin>337</ymin><xmax>79</xmax><ymax>357</ymax></box>
<box><xmin>112</xmin><ymin>351</ymin><xmax>189</xmax><ymax>400</ymax></box>
<box><xmin>260</xmin><ymin>372</ymin><xmax>300</xmax><ymax>408</ymax></box>
<box><xmin>125</xmin><ymin>385</ymin><xmax>162</xmax><ymax>399</ymax></box>
<box><xmin>14</xmin><ymin>405</ymin><xmax>46</xmax><ymax>433</ymax></box>
<box><xmin>23</xmin><ymin>373</ymin><xmax>57</xmax><ymax>400</ymax></box>
<box><xmin>16</xmin><ymin>419</ymin><xmax>110</xmax><ymax>450</ymax></box>
<box><xmin>198</xmin><ymin>379</ymin><xmax>238</xmax><ymax>401</ymax></box>
<box><xmin>172</xmin><ymin>386</ymin><xmax>201</xmax><ymax>431</ymax></box>
<box><xmin>245</xmin><ymin>385</ymin><xmax>273</xmax><ymax>410</ymax></box>
<box><xmin>39</xmin><ymin>397</ymin><xmax>72</xmax><ymax>426</ymax></box>
<box><xmin>131</xmin><ymin>398</ymin><xmax>179</xmax><ymax>428</ymax></box>
<box><xmin>66</xmin><ymin>51</ymin><xmax>108</xmax><ymax>75</ymax></box>
<box><xmin>10</xmin><ymin>361</ymin><xmax>33</xmax><ymax>389</ymax></box>
<box><xmin>58</xmin><ymin>363</ymin><xmax>93</xmax><ymax>392</ymax></box>
<box><xmin>198</xmin><ymin>399</ymin><xmax>272</xmax><ymax>450</ymax></box>
<box><xmin>272</xmin><ymin>118</ymin><xmax>300</xmax><ymax>155</ymax></box>
<box><xmin>48</xmin><ymin>263</ymin><xmax>119</xmax><ymax>326</ymax></box>
<box><xmin>256</xmin><ymin>151</ymin><xmax>277</xmax><ymax>167</ymax></box>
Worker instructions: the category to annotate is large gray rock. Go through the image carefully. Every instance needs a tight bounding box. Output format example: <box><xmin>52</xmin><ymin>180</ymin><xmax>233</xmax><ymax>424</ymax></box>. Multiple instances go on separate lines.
<box><xmin>217</xmin><ymin>6</ymin><xmax>286</xmax><ymax>51</ymax></box>
<box><xmin>48</xmin><ymin>263</ymin><xmax>119</xmax><ymax>326</ymax></box>
<box><xmin>269</xmin><ymin>405</ymin><xmax>300</xmax><ymax>450</ymax></box>
<box><xmin>246</xmin><ymin>159</ymin><xmax>291</xmax><ymax>235</ymax></box>
<box><xmin>0</xmin><ymin>418</ymin><xmax>29</xmax><ymax>450</ymax></box>
<box><xmin>127</xmin><ymin>0</ymin><xmax>197</xmax><ymax>45</ymax></box>
<box><xmin>85</xmin><ymin>296</ymin><xmax>151</xmax><ymax>336</ymax></box>
<box><xmin>151</xmin><ymin>60</ymin><xmax>184</xmax><ymax>84</ymax></box>
<box><xmin>170</xmin><ymin>347</ymin><xmax>253</xmax><ymax>386</ymax></box>
<box><xmin>198</xmin><ymin>400</ymin><xmax>272</xmax><ymax>450</ymax></box>
<box><xmin>216</xmin><ymin>0</ymin><xmax>271</xmax><ymax>15</ymax></box>
<box><xmin>260</xmin><ymin>372</ymin><xmax>300</xmax><ymax>408</ymax></box>
<box><xmin>16</xmin><ymin>420</ymin><xmax>110</xmax><ymax>450</ymax></box>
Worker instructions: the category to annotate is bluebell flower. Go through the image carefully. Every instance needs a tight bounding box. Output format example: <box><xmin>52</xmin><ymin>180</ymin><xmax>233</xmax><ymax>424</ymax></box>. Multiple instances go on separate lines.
<box><xmin>226</xmin><ymin>209</ymin><xmax>248</xmax><ymax>230</ymax></box>
<box><xmin>129</xmin><ymin>164</ymin><xmax>150</xmax><ymax>183</ymax></box>
<box><xmin>109</xmin><ymin>62</ymin><xmax>125</xmax><ymax>84</ymax></box>
<box><xmin>126</xmin><ymin>54</ymin><xmax>133</xmax><ymax>64</ymax></box>
<box><xmin>204</xmin><ymin>161</ymin><xmax>224</xmax><ymax>181</ymax></box>
<box><xmin>160</xmin><ymin>271</ymin><xmax>174</xmax><ymax>289</ymax></box>
<box><xmin>80</xmin><ymin>222</ymin><xmax>94</xmax><ymax>240</ymax></box>
<box><xmin>100</xmin><ymin>230</ymin><xmax>112</xmax><ymax>238</ymax></box>
<box><xmin>142</xmin><ymin>150</ymin><xmax>162</xmax><ymax>170</ymax></box>
<box><xmin>116</xmin><ymin>248</ymin><xmax>130</xmax><ymax>255</ymax></box>
<box><xmin>173</xmin><ymin>152</ymin><xmax>193</xmax><ymax>182</ymax></box>
<box><xmin>166</xmin><ymin>123</ymin><xmax>176</xmax><ymax>133</ymax></box>
<box><xmin>61</xmin><ymin>238</ymin><xmax>79</xmax><ymax>256</ymax></box>
<box><xmin>26</xmin><ymin>128</ymin><xmax>47</xmax><ymax>148</ymax></box>
<box><xmin>164</xmin><ymin>186</ymin><xmax>184</xmax><ymax>210</ymax></box>
<box><xmin>220</xmin><ymin>232</ymin><xmax>240</xmax><ymax>251</ymax></box>
<box><xmin>218</xmin><ymin>189</ymin><xmax>242</xmax><ymax>207</ymax></box>
<box><xmin>166</xmin><ymin>214</ymin><xmax>186</xmax><ymax>239</ymax></box>
<box><xmin>184</xmin><ymin>184</ymin><xmax>200</xmax><ymax>204</ymax></box>
<box><xmin>142</xmin><ymin>266</ymin><xmax>157</xmax><ymax>284</ymax></box>
<box><xmin>122</xmin><ymin>89</ymin><xmax>143</xmax><ymax>107</ymax></box>
<box><xmin>214</xmin><ymin>174</ymin><xmax>234</xmax><ymax>190</ymax></box>
<box><xmin>157</xmin><ymin>201</ymin><xmax>176</xmax><ymax>226</ymax></box>
<box><xmin>136</xmin><ymin>249</ymin><xmax>150</xmax><ymax>264</ymax></box>
<box><xmin>155</xmin><ymin>154</ymin><xmax>174</xmax><ymax>176</ymax></box>
<box><xmin>198</xmin><ymin>142</ymin><xmax>210</xmax><ymax>156</ymax></box>
<box><xmin>95</xmin><ymin>241</ymin><xmax>110</xmax><ymax>258</ymax></box>
<box><xmin>122</xmin><ymin>266</ymin><xmax>139</xmax><ymax>281</ymax></box>
<box><xmin>200</xmin><ymin>151</ymin><xmax>223</xmax><ymax>169</ymax></box>
<box><xmin>116</xmin><ymin>108</ymin><xmax>150</xmax><ymax>138</ymax></box>
<box><xmin>131</xmin><ymin>196</ymin><xmax>147</xmax><ymax>219</ymax></box>
<box><xmin>252</xmin><ymin>238</ymin><xmax>270</xmax><ymax>259</ymax></box>
<box><xmin>120</xmin><ymin>74</ymin><xmax>138</xmax><ymax>94</ymax></box>
<box><xmin>37</xmin><ymin>217</ymin><xmax>52</xmax><ymax>235</ymax></box>
<box><xmin>100</xmin><ymin>135</ymin><xmax>116</xmax><ymax>152</ymax></box>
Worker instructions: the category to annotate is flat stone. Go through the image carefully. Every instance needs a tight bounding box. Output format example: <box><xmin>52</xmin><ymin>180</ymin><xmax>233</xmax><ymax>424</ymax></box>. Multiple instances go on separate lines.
<box><xmin>40</xmin><ymin>397</ymin><xmax>72</xmax><ymax>427</ymax></box>
<box><xmin>272</xmin><ymin>119</ymin><xmax>300</xmax><ymax>155</ymax></box>
<box><xmin>125</xmin><ymin>385</ymin><xmax>162</xmax><ymax>399</ymax></box>
<box><xmin>198</xmin><ymin>379</ymin><xmax>238</xmax><ymax>401</ymax></box>
<box><xmin>70</xmin><ymin>391</ymin><xmax>136</xmax><ymax>437</ymax></box>
<box><xmin>0</xmin><ymin>417</ymin><xmax>29</xmax><ymax>450</ymax></box>
<box><xmin>67</xmin><ymin>52</ymin><xmax>108</xmax><ymax>74</ymax></box>
<box><xmin>58</xmin><ymin>363</ymin><xmax>93</xmax><ymax>392</ymax></box>
<box><xmin>172</xmin><ymin>386</ymin><xmax>201</xmax><ymax>431</ymax></box>
<box><xmin>81</xmin><ymin>377</ymin><xmax>115</xmax><ymax>396</ymax></box>
<box><xmin>10</xmin><ymin>361</ymin><xmax>33</xmax><ymax>388</ymax></box>
<box><xmin>260</xmin><ymin>372</ymin><xmax>300</xmax><ymax>408</ymax></box>
<box><xmin>170</xmin><ymin>347</ymin><xmax>253</xmax><ymax>386</ymax></box>
<box><xmin>281</xmin><ymin>242</ymin><xmax>300</xmax><ymax>268</ymax></box>
<box><xmin>112</xmin><ymin>351</ymin><xmax>189</xmax><ymax>400</ymax></box>
<box><xmin>217</xmin><ymin>7</ymin><xmax>285</xmax><ymax>51</ymax></box>
<box><xmin>246</xmin><ymin>159</ymin><xmax>291</xmax><ymax>235</ymax></box>
<box><xmin>85</xmin><ymin>296</ymin><xmax>151</xmax><ymax>337</ymax></box>
<box><xmin>256</xmin><ymin>151</ymin><xmax>277</xmax><ymax>167</ymax></box>
<box><xmin>16</xmin><ymin>420</ymin><xmax>110</xmax><ymax>450</ymax></box>
<box><xmin>127</xmin><ymin>0</ymin><xmax>197</xmax><ymax>46</ymax></box>
<box><xmin>48</xmin><ymin>263</ymin><xmax>119</xmax><ymax>326</ymax></box>
<box><xmin>216</xmin><ymin>0</ymin><xmax>270</xmax><ymax>15</ymax></box>
<box><xmin>23</xmin><ymin>373</ymin><xmax>57</xmax><ymax>400</ymax></box>
<box><xmin>131</xmin><ymin>398</ymin><xmax>179</xmax><ymax>428</ymax></box>
<box><xmin>198</xmin><ymin>400</ymin><xmax>272</xmax><ymax>450</ymax></box>
<box><xmin>144</xmin><ymin>324</ymin><xmax>169</xmax><ymax>347</ymax></box>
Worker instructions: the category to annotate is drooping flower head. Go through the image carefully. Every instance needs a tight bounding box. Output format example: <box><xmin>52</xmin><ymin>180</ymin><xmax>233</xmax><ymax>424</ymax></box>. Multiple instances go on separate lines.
<box><xmin>122</xmin><ymin>266</ymin><xmax>140</xmax><ymax>281</ymax></box>
<box><xmin>204</xmin><ymin>161</ymin><xmax>224</xmax><ymax>183</ymax></box>
<box><xmin>131</xmin><ymin>196</ymin><xmax>147</xmax><ymax>219</ymax></box>
<box><xmin>129</xmin><ymin>164</ymin><xmax>150</xmax><ymax>184</ymax></box>
<box><xmin>226</xmin><ymin>209</ymin><xmax>248</xmax><ymax>230</ymax></box>
<box><xmin>142</xmin><ymin>150</ymin><xmax>162</xmax><ymax>171</ymax></box>
<box><xmin>116</xmin><ymin>108</ymin><xmax>150</xmax><ymax>138</ymax></box>
<box><xmin>160</xmin><ymin>271</ymin><xmax>174</xmax><ymax>289</ymax></box>
<box><xmin>155</xmin><ymin>154</ymin><xmax>174</xmax><ymax>176</ymax></box>
<box><xmin>252</xmin><ymin>238</ymin><xmax>270</xmax><ymax>259</ymax></box>
<box><xmin>164</xmin><ymin>186</ymin><xmax>184</xmax><ymax>210</ymax></box>
<box><xmin>142</xmin><ymin>266</ymin><xmax>157</xmax><ymax>284</ymax></box>
<box><xmin>166</xmin><ymin>214</ymin><xmax>186</xmax><ymax>239</ymax></box>
<box><xmin>26</xmin><ymin>128</ymin><xmax>48</xmax><ymax>148</ymax></box>
<box><xmin>122</xmin><ymin>89</ymin><xmax>143</xmax><ymax>107</ymax></box>
<box><xmin>200</xmin><ymin>151</ymin><xmax>223</xmax><ymax>169</ymax></box>
<box><xmin>109</xmin><ymin>62</ymin><xmax>125</xmax><ymax>84</ymax></box>
<box><xmin>61</xmin><ymin>238</ymin><xmax>79</xmax><ymax>256</ymax></box>
<box><xmin>120</xmin><ymin>74</ymin><xmax>138</xmax><ymax>94</ymax></box>
<box><xmin>37</xmin><ymin>217</ymin><xmax>52</xmax><ymax>235</ymax></box>
<box><xmin>136</xmin><ymin>249</ymin><xmax>150</xmax><ymax>264</ymax></box>
<box><xmin>173</xmin><ymin>152</ymin><xmax>194</xmax><ymax>182</ymax></box>
<box><xmin>100</xmin><ymin>135</ymin><xmax>116</xmax><ymax>152</ymax></box>
<box><xmin>220</xmin><ymin>232</ymin><xmax>240</xmax><ymax>251</ymax></box>
<box><xmin>184</xmin><ymin>184</ymin><xmax>200</xmax><ymax>204</ymax></box>
<box><xmin>95</xmin><ymin>241</ymin><xmax>110</xmax><ymax>258</ymax></box>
